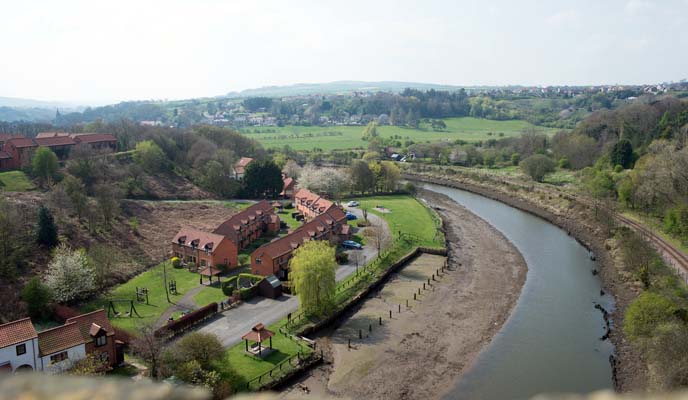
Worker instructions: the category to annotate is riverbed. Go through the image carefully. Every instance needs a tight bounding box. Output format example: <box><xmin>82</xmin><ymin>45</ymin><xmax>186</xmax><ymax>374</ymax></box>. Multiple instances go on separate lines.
<box><xmin>418</xmin><ymin>183</ymin><xmax>615</xmax><ymax>400</ymax></box>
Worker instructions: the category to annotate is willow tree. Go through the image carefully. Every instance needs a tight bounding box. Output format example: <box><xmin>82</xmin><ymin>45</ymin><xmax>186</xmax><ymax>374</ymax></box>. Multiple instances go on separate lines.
<box><xmin>291</xmin><ymin>240</ymin><xmax>336</xmax><ymax>317</ymax></box>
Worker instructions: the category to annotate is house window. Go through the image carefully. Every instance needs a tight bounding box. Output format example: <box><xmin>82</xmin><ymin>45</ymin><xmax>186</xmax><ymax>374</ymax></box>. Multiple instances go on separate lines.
<box><xmin>95</xmin><ymin>335</ymin><xmax>107</xmax><ymax>347</ymax></box>
<box><xmin>50</xmin><ymin>351</ymin><xmax>68</xmax><ymax>364</ymax></box>
<box><xmin>201</xmin><ymin>260</ymin><xmax>207</xmax><ymax>267</ymax></box>
<box><xmin>256</xmin><ymin>258</ymin><xmax>262</xmax><ymax>265</ymax></box>
<box><xmin>16</xmin><ymin>343</ymin><xmax>26</xmax><ymax>356</ymax></box>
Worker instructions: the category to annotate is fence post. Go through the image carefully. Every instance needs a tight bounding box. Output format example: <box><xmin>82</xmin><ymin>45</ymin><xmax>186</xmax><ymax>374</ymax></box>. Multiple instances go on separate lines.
<box><xmin>398</xmin><ymin>304</ymin><xmax>401</xmax><ymax>313</ymax></box>
<box><xmin>359</xmin><ymin>329</ymin><xmax>362</xmax><ymax>339</ymax></box>
<box><xmin>406</xmin><ymin>299</ymin><xmax>409</xmax><ymax>308</ymax></box>
<box><xmin>389</xmin><ymin>310</ymin><xmax>392</xmax><ymax>319</ymax></box>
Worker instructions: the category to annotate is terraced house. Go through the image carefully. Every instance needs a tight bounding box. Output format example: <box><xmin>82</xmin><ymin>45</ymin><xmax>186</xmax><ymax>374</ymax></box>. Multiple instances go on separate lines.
<box><xmin>294</xmin><ymin>188</ymin><xmax>335</xmax><ymax>221</ymax></box>
<box><xmin>250</xmin><ymin>203</ymin><xmax>349</xmax><ymax>278</ymax></box>
<box><xmin>171</xmin><ymin>201</ymin><xmax>280</xmax><ymax>270</ymax></box>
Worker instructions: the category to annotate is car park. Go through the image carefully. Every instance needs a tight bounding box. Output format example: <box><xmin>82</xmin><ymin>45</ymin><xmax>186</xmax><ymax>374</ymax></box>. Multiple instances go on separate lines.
<box><xmin>346</xmin><ymin>201</ymin><xmax>360</xmax><ymax>207</ymax></box>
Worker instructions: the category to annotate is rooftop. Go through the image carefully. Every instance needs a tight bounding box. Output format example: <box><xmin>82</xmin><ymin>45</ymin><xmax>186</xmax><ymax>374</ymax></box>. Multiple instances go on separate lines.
<box><xmin>37</xmin><ymin>322</ymin><xmax>84</xmax><ymax>356</ymax></box>
<box><xmin>0</xmin><ymin>318</ymin><xmax>38</xmax><ymax>349</ymax></box>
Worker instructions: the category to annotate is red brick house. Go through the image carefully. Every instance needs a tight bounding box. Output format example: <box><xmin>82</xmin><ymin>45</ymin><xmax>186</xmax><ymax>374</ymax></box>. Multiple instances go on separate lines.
<box><xmin>251</xmin><ymin>204</ymin><xmax>349</xmax><ymax>278</ymax></box>
<box><xmin>172</xmin><ymin>227</ymin><xmax>237</xmax><ymax>269</ymax></box>
<box><xmin>294</xmin><ymin>188</ymin><xmax>335</xmax><ymax>221</ymax></box>
<box><xmin>280</xmin><ymin>176</ymin><xmax>296</xmax><ymax>199</ymax></box>
<box><xmin>233</xmin><ymin>157</ymin><xmax>254</xmax><ymax>180</ymax></box>
<box><xmin>3</xmin><ymin>137</ymin><xmax>37</xmax><ymax>169</ymax></box>
<box><xmin>35</xmin><ymin>136</ymin><xmax>76</xmax><ymax>159</ymax></box>
<box><xmin>70</xmin><ymin>133</ymin><xmax>117</xmax><ymax>151</ymax></box>
<box><xmin>65</xmin><ymin>310</ymin><xmax>120</xmax><ymax>368</ymax></box>
<box><xmin>0</xmin><ymin>151</ymin><xmax>12</xmax><ymax>171</ymax></box>
<box><xmin>213</xmin><ymin>200</ymin><xmax>280</xmax><ymax>250</ymax></box>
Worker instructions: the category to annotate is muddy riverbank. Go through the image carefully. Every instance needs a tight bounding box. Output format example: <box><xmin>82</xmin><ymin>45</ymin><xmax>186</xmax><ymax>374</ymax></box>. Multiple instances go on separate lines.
<box><xmin>281</xmin><ymin>191</ymin><xmax>527</xmax><ymax>399</ymax></box>
<box><xmin>404</xmin><ymin>173</ymin><xmax>646</xmax><ymax>392</ymax></box>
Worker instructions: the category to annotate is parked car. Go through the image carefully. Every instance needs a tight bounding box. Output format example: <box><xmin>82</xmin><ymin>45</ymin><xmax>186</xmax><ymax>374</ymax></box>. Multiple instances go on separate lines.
<box><xmin>342</xmin><ymin>240</ymin><xmax>362</xmax><ymax>250</ymax></box>
<box><xmin>346</xmin><ymin>201</ymin><xmax>360</xmax><ymax>207</ymax></box>
<box><xmin>345</xmin><ymin>212</ymin><xmax>357</xmax><ymax>220</ymax></box>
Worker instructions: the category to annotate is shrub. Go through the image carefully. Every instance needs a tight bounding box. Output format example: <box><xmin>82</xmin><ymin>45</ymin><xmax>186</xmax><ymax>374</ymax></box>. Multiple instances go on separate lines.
<box><xmin>221</xmin><ymin>276</ymin><xmax>238</xmax><ymax>296</ymax></box>
<box><xmin>45</xmin><ymin>245</ymin><xmax>95</xmax><ymax>303</ymax></box>
<box><xmin>166</xmin><ymin>332</ymin><xmax>223</xmax><ymax>370</ymax></box>
<box><xmin>558</xmin><ymin>157</ymin><xmax>571</xmax><ymax>169</ymax></box>
<box><xmin>624</xmin><ymin>292</ymin><xmax>677</xmax><ymax>341</ymax></box>
<box><xmin>129</xmin><ymin>217</ymin><xmax>139</xmax><ymax>234</ymax></box>
<box><xmin>511</xmin><ymin>153</ymin><xmax>521</xmax><ymax>166</ymax></box>
<box><xmin>519</xmin><ymin>154</ymin><xmax>556</xmax><ymax>182</ymax></box>
<box><xmin>238</xmin><ymin>254</ymin><xmax>250</xmax><ymax>267</ymax></box>
<box><xmin>403</xmin><ymin>182</ymin><xmax>417</xmax><ymax>195</ymax></box>
<box><xmin>171</xmin><ymin>257</ymin><xmax>181</xmax><ymax>268</ymax></box>
<box><xmin>36</xmin><ymin>206</ymin><xmax>58</xmax><ymax>248</ymax></box>
<box><xmin>21</xmin><ymin>277</ymin><xmax>52</xmax><ymax>319</ymax></box>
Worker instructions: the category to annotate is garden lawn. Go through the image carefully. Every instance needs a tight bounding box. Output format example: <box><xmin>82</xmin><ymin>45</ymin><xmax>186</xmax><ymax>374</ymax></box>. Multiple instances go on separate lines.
<box><xmin>0</xmin><ymin>171</ymin><xmax>35</xmax><ymax>191</ymax></box>
<box><xmin>214</xmin><ymin>319</ymin><xmax>312</xmax><ymax>390</ymax></box>
<box><xmin>241</xmin><ymin>117</ymin><xmax>559</xmax><ymax>151</ymax></box>
<box><xmin>193</xmin><ymin>285</ymin><xmax>227</xmax><ymax>307</ymax></box>
<box><xmin>277</xmin><ymin>210</ymin><xmax>301</xmax><ymax>231</ymax></box>
<box><xmin>81</xmin><ymin>263</ymin><xmax>201</xmax><ymax>332</ymax></box>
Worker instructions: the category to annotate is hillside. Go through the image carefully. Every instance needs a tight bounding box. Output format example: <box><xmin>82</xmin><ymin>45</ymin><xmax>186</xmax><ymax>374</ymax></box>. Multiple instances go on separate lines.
<box><xmin>226</xmin><ymin>80</ymin><xmax>471</xmax><ymax>97</ymax></box>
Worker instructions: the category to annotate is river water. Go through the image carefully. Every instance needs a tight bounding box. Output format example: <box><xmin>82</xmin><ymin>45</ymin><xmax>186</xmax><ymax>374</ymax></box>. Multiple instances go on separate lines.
<box><xmin>418</xmin><ymin>182</ymin><xmax>615</xmax><ymax>400</ymax></box>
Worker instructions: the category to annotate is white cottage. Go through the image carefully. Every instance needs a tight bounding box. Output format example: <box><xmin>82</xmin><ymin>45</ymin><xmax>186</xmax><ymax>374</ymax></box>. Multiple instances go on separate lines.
<box><xmin>36</xmin><ymin>322</ymin><xmax>87</xmax><ymax>373</ymax></box>
<box><xmin>0</xmin><ymin>318</ymin><xmax>39</xmax><ymax>372</ymax></box>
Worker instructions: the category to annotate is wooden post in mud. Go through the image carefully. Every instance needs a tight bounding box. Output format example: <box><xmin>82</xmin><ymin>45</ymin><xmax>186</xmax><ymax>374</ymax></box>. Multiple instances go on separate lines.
<box><xmin>359</xmin><ymin>329</ymin><xmax>362</xmax><ymax>339</ymax></box>
<box><xmin>348</xmin><ymin>338</ymin><xmax>351</xmax><ymax>349</ymax></box>
<box><xmin>369</xmin><ymin>323</ymin><xmax>372</xmax><ymax>333</ymax></box>
<box><xmin>406</xmin><ymin>299</ymin><xmax>409</xmax><ymax>308</ymax></box>
<box><xmin>398</xmin><ymin>304</ymin><xmax>401</xmax><ymax>313</ymax></box>
<box><xmin>379</xmin><ymin>316</ymin><xmax>382</xmax><ymax>325</ymax></box>
<box><xmin>414</xmin><ymin>293</ymin><xmax>416</xmax><ymax>300</ymax></box>
<box><xmin>423</xmin><ymin>283</ymin><xmax>426</xmax><ymax>290</ymax></box>
<box><xmin>389</xmin><ymin>310</ymin><xmax>392</xmax><ymax>319</ymax></box>
<box><xmin>418</xmin><ymin>288</ymin><xmax>421</xmax><ymax>295</ymax></box>
<box><xmin>432</xmin><ymin>274</ymin><xmax>435</xmax><ymax>281</ymax></box>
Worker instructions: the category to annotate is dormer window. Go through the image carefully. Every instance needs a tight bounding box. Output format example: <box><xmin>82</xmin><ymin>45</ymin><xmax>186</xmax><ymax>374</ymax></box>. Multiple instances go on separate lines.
<box><xmin>95</xmin><ymin>334</ymin><xmax>107</xmax><ymax>347</ymax></box>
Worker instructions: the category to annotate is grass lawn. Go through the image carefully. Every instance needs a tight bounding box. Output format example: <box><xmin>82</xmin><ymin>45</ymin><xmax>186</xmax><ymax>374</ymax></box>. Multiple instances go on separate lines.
<box><xmin>193</xmin><ymin>285</ymin><xmax>227</xmax><ymax>307</ymax></box>
<box><xmin>0</xmin><ymin>171</ymin><xmax>36</xmax><ymax>191</ymax></box>
<box><xmin>240</xmin><ymin>117</ymin><xmax>559</xmax><ymax>151</ymax></box>
<box><xmin>214</xmin><ymin>319</ymin><xmax>312</xmax><ymax>390</ymax></box>
<box><xmin>81</xmin><ymin>263</ymin><xmax>201</xmax><ymax>333</ymax></box>
<box><xmin>277</xmin><ymin>210</ymin><xmax>302</xmax><ymax>231</ymax></box>
<box><xmin>352</xmin><ymin>195</ymin><xmax>444</xmax><ymax>248</ymax></box>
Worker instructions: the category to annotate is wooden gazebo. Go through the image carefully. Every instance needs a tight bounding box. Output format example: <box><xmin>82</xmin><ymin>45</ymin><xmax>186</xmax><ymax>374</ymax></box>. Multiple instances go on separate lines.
<box><xmin>241</xmin><ymin>323</ymin><xmax>275</xmax><ymax>358</ymax></box>
<box><xmin>199</xmin><ymin>265</ymin><xmax>221</xmax><ymax>284</ymax></box>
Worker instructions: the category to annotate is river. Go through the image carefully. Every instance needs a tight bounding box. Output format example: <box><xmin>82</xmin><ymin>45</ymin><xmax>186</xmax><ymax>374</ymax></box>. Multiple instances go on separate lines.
<box><xmin>419</xmin><ymin>182</ymin><xmax>615</xmax><ymax>400</ymax></box>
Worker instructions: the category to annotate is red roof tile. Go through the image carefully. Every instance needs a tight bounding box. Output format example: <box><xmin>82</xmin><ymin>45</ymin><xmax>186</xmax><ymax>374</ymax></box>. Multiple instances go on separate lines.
<box><xmin>36</xmin><ymin>132</ymin><xmax>70</xmax><ymax>139</ymax></box>
<box><xmin>66</xmin><ymin>309</ymin><xmax>115</xmax><ymax>342</ymax></box>
<box><xmin>173</xmin><ymin>227</ymin><xmax>226</xmax><ymax>254</ymax></box>
<box><xmin>35</xmin><ymin>136</ymin><xmax>76</xmax><ymax>147</ymax></box>
<box><xmin>213</xmin><ymin>201</ymin><xmax>275</xmax><ymax>243</ymax></box>
<box><xmin>241</xmin><ymin>323</ymin><xmax>274</xmax><ymax>342</ymax></box>
<box><xmin>37</xmin><ymin>322</ymin><xmax>84</xmax><ymax>356</ymax></box>
<box><xmin>0</xmin><ymin>318</ymin><xmax>37</xmax><ymax>349</ymax></box>
<box><xmin>70</xmin><ymin>133</ymin><xmax>117</xmax><ymax>144</ymax></box>
<box><xmin>5</xmin><ymin>137</ymin><xmax>37</xmax><ymax>149</ymax></box>
<box><xmin>233</xmin><ymin>157</ymin><xmax>254</xmax><ymax>174</ymax></box>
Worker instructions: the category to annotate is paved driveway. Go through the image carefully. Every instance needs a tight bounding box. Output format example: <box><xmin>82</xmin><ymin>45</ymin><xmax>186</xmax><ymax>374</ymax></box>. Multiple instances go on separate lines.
<box><xmin>198</xmin><ymin>205</ymin><xmax>390</xmax><ymax>348</ymax></box>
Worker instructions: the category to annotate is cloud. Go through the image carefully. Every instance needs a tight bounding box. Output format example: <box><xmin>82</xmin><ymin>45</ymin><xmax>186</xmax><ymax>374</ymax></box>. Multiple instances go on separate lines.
<box><xmin>546</xmin><ymin>10</ymin><xmax>579</xmax><ymax>26</ymax></box>
<box><xmin>625</xmin><ymin>0</ymin><xmax>654</xmax><ymax>15</ymax></box>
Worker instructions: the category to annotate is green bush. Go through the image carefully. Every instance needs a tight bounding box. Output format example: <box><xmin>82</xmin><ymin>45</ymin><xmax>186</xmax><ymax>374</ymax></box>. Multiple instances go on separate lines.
<box><xmin>238</xmin><ymin>254</ymin><xmax>250</xmax><ymax>267</ymax></box>
<box><xmin>519</xmin><ymin>154</ymin><xmax>556</xmax><ymax>182</ymax></box>
<box><xmin>221</xmin><ymin>276</ymin><xmax>238</xmax><ymax>296</ymax></box>
<box><xmin>558</xmin><ymin>157</ymin><xmax>571</xmax><ymax>169</ymax></box>
<box><xmin>624</xmin><ymin>292</ymin><xmax>677</xmax><ymax>341</ymax></box>
<box><xmin>664</xmin><ymin>204</ymin><xmax>688</xmax><ymax>244</ymax></box>
<box><xmin>171</xmin><ymin>257</ymin><xmax>181</xmax><ymax>268</ymax></box>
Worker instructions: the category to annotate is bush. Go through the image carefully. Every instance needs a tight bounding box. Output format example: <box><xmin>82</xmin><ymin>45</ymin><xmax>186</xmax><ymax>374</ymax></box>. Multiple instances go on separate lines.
<box><xmin>45</xmin><ymin>245</ymin><xmax>95</xmax><ymax>303</ymax></box>
<box><xmin>336</xmin><ymin>252</ymin><xmax>349</xmax><ymax>264</ymax></box>
<box><xmin>36</xmin><ymin>206</ymin><xmax>58</xmax><ymax>248</ymax></box>
<box><xmin>664</xmin><ymin>204</ymin><xmax>688</xmax><ymax>244</ymax></box>
<box><xmin>21</xmin><ymin>277</ymin><xmax>52</xmax><ymax>319</ymax></box>
<box><xmin>238</xmin><ymin>254</ymin><xmax>250</xmax><ymax>267</ymax></box>
<box><xmin>403</xmin><ymin>182</ymin><xmax>417</xmax><ymax>195</ymax></box>
<box><xmin>558</xmin><ymin>157</ymin><xmax>571</xmax><ymax>169</ymax></box>
<box><xmin>166</xmin><ymin>332</ymin><xmax>223</xmax><ymax>370</ymax></box>
<box><xmin>171</xmin><ymin>257</ymin><xmax>181</xmax><ymax>268</ymax></box>
<box><xmin>519</xmin><ymin>154</ymin><xmax>556</xmax><ymax>182</ymax></box>
<box><xmin>221</xmin><ymin>276</ymin><xmax>238</xmax><ymax>296</ymax></box>
<box><xmin>511</xmin><ymin>153</ymin><xmax>521</xmax><ymax>166</ymax></box>
<box><xmin>624</xmin><ymin>292</ymin><xmax>677</xmax><ymax>341</ymax></box>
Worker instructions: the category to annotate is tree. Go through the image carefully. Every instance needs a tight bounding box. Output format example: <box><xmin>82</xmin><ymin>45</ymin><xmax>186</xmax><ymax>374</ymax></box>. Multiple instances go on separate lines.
<box><xmin>31</xmin><ymin>147</ymin><xmax>59</xmax><ymax>185</ymax></box>
<box><xmin>67</xmin><ymin>353</ymin><xmax>109</xmax><ymax>376</ymax></box>
<box><xmin>131</xmin><ymin>323</ymin><xmax>167</xmax><ymax>379</ymax></box>
<box><xmin>61</xmin><ymin>175</ymin><xmax>88</xmax><ymax>219</ymax></box>
<box><xmin>350</xmin><ymin>160</ymin><xmax>375</xmax><ymax>194</ymax></box>
<box><xmin>44</xmin><ymin>244</ymin><xmax>95</xmax><ymax>303</ymax></box>
<box><xmin>21</xmin><ymin>277</ymin><xmax>52</xmax><ymax>319</ymax></box>
<box><xmin>242</xmin><ymin>160</ymin><xmax>283</xmax><ymax>198</ymax></box>
<box><xmin>164</xmin><ymin>332</ymin><xmax>223</xmax><ymax>371</ymax></box>
<box><xmin>364</xmin><ymin>225</ymin><xmax>388</xmax><ymax>256</ymax></box>
<box><xmin>88</xmin><ymin>243</ymin><xmax>118</xmax><ymax>290</ymax></box>
<box><xmin>290</xmin><ymin>240</ymin><xmax>336</xmax><ymax>317</ymax></box>
<box><xmin>623</xmin><ymin>292</ymin><xmax>676</xmax><ymax>341</ymax></box>
<box><xmin>36</xmin><ymin>206</ymin><xmax>58</xmax><ymax>247</ymax></box>
<box><xmin>0</xmin><ymin>200</ymin><xmax>31</xmax><ymax>279</ymax></box>
<box><xmin>362</xmin><ymin>121</ymin><xmax>379</xmax><ymax>140</ymax></box>
<box><xmin>519</xmin><ymin>154</ymin><xmax>556</xmax><ymax>182</ymax></box>
<box><xmin>199</xmin><ymin>160</ymin><xmax>240</xmax><ymax>198</ymax></box>
<box><xmin>610</xmin><ymin>139</ymin><xmax>634</xmax><ymax>169</ymax></box>
<box><xmin>282</xmin><ymin>160</ymin><xmax>302</xmax><ymax>179</ymax></box>
<box><xmin>133</xmin><ymin>140</ymin><xmax>168</xmax><ymax>173</ymax></box>
<box><xmin>94</xmin><ymin>183</ymin><xmax>121</xmax><ymax>225</ymax></box>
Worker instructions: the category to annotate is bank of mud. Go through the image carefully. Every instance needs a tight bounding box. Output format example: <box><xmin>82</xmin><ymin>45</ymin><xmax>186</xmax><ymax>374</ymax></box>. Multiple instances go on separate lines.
<box><xmin>404</xmin><ymin>172</ymin><xmax>647</xmax><ymax>392</ymax></box>
<box><xmin>281</xmin><ymin>191</ymin><xmax>527</xmax><ymax>399</ymax></box>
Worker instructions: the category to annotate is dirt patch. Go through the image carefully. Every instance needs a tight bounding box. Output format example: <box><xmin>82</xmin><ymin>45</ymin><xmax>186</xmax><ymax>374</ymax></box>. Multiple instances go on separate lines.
<box><xmin>138</xmin><ymin>172</ymin><xmax>214</xmax><ymax>200</ymax></box>
<box><xmin>122</xmin><ymin>200</ymin><xmax>244</xmax><ymax>262</ymax></box>
<box><xmin>281</xmin><ymin>193</ymin><xmax>527</xmax><ymax>400</ymax></box>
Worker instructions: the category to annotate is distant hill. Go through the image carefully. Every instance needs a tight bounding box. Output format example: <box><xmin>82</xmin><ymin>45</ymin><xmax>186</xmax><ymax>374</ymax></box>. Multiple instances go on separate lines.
<box><xmin>226</xmin><ymin>81</ymin><xmax>475</xmax><ymax>98</ymax></box>
<box><xmin>0</xmin><ymin>97</ymin><xmax>91</xmax><ymax>122</ymax></box>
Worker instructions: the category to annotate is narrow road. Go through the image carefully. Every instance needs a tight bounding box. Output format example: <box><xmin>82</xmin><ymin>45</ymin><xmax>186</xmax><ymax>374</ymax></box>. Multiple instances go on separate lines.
<box><xmin>198</xmin><ymin>207</ymin><xmax>390</xmax><ymax>348</ymax></box>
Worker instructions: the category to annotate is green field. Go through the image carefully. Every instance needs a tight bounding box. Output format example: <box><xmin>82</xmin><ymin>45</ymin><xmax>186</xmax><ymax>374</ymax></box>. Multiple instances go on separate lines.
<box><xmin>240</xmin><ymin>117</ymin><xmax>559</xmax><ymax>151</ymax></box>
<box><xmin>0</xmin><ymin>171</ymin><xmax>35</xmax><ymax>191</ymax></box>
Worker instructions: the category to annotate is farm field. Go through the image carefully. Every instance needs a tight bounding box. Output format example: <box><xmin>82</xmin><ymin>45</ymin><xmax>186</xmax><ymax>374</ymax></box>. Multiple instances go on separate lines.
<box><xmin>240</xmin><ymin>117</ymin><xmax>560</xmax><ymax>151</ymax></box>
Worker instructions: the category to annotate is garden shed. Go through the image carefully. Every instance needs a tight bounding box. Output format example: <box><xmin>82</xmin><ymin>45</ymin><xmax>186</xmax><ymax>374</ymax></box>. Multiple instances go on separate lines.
<box><xmin>258</xmin><ymin>275</ymin><xmax>282</xmax><ymax>299</ymax></box>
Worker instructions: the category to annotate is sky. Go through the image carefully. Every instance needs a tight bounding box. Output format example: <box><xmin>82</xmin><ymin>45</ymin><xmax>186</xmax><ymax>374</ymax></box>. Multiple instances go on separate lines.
<box><xmin>1</xmin><ymin>0</ymin><xmax>686</xmax><ymax>104</ymax></box>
